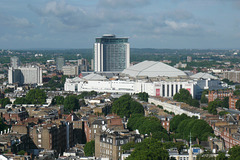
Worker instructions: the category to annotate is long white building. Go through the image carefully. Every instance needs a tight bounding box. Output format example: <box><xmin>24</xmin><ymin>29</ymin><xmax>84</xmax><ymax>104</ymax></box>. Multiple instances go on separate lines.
<box><xmin>65</xmin><ymin>61</ymin><xmax>225</xmax><ymax>98</ymax></box>
<box><xmin>65</xmin><ymin>76</ymin><xmax>195</xmax><ymax>97</ymax></box>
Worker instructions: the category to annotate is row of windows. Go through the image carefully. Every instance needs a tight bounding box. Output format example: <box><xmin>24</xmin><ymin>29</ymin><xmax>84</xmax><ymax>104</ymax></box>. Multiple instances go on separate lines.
<box><xmin>162</xmin><ymin>84</ymin><xmax>182</xmax><ymax>97</ymax></box>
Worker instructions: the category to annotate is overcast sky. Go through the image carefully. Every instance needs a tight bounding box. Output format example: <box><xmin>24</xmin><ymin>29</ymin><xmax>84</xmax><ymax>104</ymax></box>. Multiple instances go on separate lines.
<box><xmin>0</xmin><ymin>0</ymin><xmax>240</xmax><ymax>49</ymax></box>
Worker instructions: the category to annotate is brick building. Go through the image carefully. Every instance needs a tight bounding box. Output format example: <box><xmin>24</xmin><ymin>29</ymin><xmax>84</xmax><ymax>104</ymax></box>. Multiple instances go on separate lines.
<box><xmin>206</xmin><ymin>114</ymin><xmax>240</xmax><ymax>149</ymax></box>
<box><xmin>1</xmin><ymin>109</ymin><xmax>29</xmax><ymax>124</ymax></box>
<box><xmin>229</xmin><ymin>96</ymin><xmax>240</xmax><ymax>110</ymax></box>
<box><xmin>83</xmin><ymin>114</ymin><xmax>124</xmax><ymax>143</ymax></box>
<box><xmin>29</xmin><ymin>121</ymin><xmax>73</xmax><ymax>154</ymax></box>
<box><xmin>208</xmin><ymin>90</ymin><xmax>233</xmax><ymax>103</ymax></box>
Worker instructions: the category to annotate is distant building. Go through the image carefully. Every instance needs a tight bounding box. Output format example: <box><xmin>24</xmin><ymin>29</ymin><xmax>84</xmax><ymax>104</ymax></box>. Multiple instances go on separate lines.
<box><xmin>94</xmin><ymin>34</ymin><xmax>130</xmax><ymax>72</ymax></box>
<box><xmin>174</xmin><ymin>62</ymin><xmax>187</xmax><ymax>68</ymax></box>
<box><xmin>62</xmin><ymin>65</ymin><xmax>80</xmax><ymax>76</ymax></box>
<box><xmin>56</xmin><ymin>57</ymin><xmax>65</xmax><ymax>71</ymax></box>
<box><xmin>10</xmin><ymin>56</ymin><xmax>20</xmax><ymax>69</ymax></box>
<box><xmin>8</xmin><ymin>66</ymin><xmax>42</xmax><ymax>85</ymax></box>
<box><xmin>187</xmin><ymin>56</ymin><xmax>192</xmax><ymax>62</ymax></box>
<box><xmin>77</xmin><ymin>58</ymin><xmax>89</xmax><ymax>72</ymax></box>
<box><xmin>223</xmin><ymin>71</ymin><xmax>240</xmax><ymax>83</ymax></box>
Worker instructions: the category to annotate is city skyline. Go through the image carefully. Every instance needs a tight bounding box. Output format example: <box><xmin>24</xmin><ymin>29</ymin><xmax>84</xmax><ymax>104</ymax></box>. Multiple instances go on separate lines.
<box><xmin>1</xmin><ymin>0</ymin><xmax>240</xmax><ymax>49</ymax></box>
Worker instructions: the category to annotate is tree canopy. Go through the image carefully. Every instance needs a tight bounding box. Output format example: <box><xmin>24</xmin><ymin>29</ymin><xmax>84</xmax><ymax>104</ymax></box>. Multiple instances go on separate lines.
<box><xmin>170</xmin><ymin>114</ymin><xmax>214</xmax><ymax>141</ymax></box>
<box><xmin>126</xmin><ymin>138</ymin><xmax>169</xmax><ymax>160</ymax></box>
<box><xmin>127</xmin><ymin>114</ymin><xmax>169</xmax><ymax>141</ymax></box>
<box><xmin>0</xmin><ymin>118</ymin><xmax>8</xmax><ymax>132</ymax></box>
<box><xmin>64</xmin><ymin>95</ymin><xmax>80</xmax><ymax>112</ymax></box>
<box><xmin>236</xmin><ymin>100</ymin><xmax>240</xmax><ymax>110</ymax></box>
<box><xmin>25</xmin><ymin>88</ymin><xmax>47</xmax><ymax>104</ymax></box>
<box><xmin>52</xmin><ymin>96</ymin><xmax>64</xmax><ymax>105</ymax></box>
<box><xmin>0</xmin><ymin>98</ymin><xmax>11</xmax><ymax>108</ymax></box>
<box><xmin>228</xmin><ymin>145</ymin><xmax>240</xmax><ymax>160</ymax></box>
<box><xmin>173</xmin><ymin>89</ymin><xmax>199</xmax><ymax>107</ymax></box>
<box><xmin>138</xmin><ymin>92</ymin><xmax>149</xmax><ymax>102</ymax></box>
<box><xmin>111</xmin><ymin>94</ymin><xmax>144</xmax><ymax>118</ymax></box>
<box><xmin>84</xmin><ymin>140</ymin><xmax>95</xmax><ymax>156</ymax></box>
<box><xmin>207</xmin><ymin>99</ymin><xmax>222</xmax><ymax>115</ymax></box>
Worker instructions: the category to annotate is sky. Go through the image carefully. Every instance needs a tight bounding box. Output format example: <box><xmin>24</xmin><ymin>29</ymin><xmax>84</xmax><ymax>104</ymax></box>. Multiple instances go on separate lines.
<box><xmin>0</xmin><ymin>0</ymin><xmax>240</xmax><ymax>49</ymax></box>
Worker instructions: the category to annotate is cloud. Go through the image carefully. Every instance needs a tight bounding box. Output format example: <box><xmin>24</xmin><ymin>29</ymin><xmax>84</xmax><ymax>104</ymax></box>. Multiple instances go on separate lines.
<box><xmin>0</xmin><ymin>14</ymin><xmax>33</xmax><ymax>28</ymax></box>
<box><xmin>30</xmin><ymin>1</ymin><xmax>100</xmax><ymax>31</ymax></box>
<box><xmin>165</xmin><ymin>20</ymin><xmax>199</xmax><ymax>30</ymax></box>
<box><xmin>98</xmin><ymin>0</ymin><xmax>151</xmax><ymax>8</ymax></box>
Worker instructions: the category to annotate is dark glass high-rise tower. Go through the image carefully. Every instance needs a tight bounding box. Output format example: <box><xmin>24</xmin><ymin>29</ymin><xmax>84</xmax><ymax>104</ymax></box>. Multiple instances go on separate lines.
<box><xmin>94</xmin><ymin>34</ymin><xmax>130</xmax><ymax>72</ymax></box>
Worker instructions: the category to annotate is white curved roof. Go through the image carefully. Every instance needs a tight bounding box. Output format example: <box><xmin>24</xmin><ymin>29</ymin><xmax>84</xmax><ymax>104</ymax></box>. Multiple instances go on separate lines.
<box><xmin>83</xmin><ymin>73</ymin><xmax>107</xmax><ymax>81</ymax></box>
<box><xmin>190</xmin><ymin>72</ymin><xmax>218</xmax><ymax>80</ymax></box>
<box><xmin>122</xmin><ymin>60</ymin><xmax>187</xmax><ymax>78</ymax></box>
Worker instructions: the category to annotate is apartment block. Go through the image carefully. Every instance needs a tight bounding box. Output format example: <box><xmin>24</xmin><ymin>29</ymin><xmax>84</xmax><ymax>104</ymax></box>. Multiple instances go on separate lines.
<box><xmin>229</xmin><ymin>96</ymin><xmax>240</xmax><ymax>110</ymax></box>
<box><xmin>208</xmin><ymin>90</ymin><xmax>233</xmax><ymax>103</ymax></box>
<box><xmin>223</xmin><ymin>71</ymin><xmax>240</xmax><ymax>83</ymax></box>
<box><xmin>95</xmin><ymin>130</ymin><xmax>142</xmax><ymax>160</ymax></box>
<box><xmin>29</xmin><ymin>121</ymin><xmax>73</xmax><ymax>154</ymax></box>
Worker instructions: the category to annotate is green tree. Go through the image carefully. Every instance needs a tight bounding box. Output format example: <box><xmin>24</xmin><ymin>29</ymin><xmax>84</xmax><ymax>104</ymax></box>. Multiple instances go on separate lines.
<box><xmin>0</xmin><ymin>98</ymin><xmax>11</xmax><ymax>108</ymax></box>
<box><xmin>170</xmin><ymin>114</ymin><xmax>191</xmax><ymax>132</ymax></box>
<box><xmin>0</xmin><ymin>118</ymin><xmax>8</xmax><ymax>132</ymax></box>
<box><xmin>14</xmin><ymin>97</ymin><xmax>29</xmax><ymax>104</ymax></box>
<box><xmin>216</xmin><ymin>151</ymin><xmax>228</xmax><ymax>160</ymax></box>
<box><xmin>221</xmin><ymin>97</ymin><xmax>229</xmax><ymax>108</ymax></box>
<box><xmin>84</xmin><ymin>140</ymin><xmax>95</xmax><ymax>156</ymax></box>
<box><xmin>171</xmin><ymin>114</ymin><xmax>213</xmax><ymax>141</ymax></box>
<box><xmin>111</xmin><ymin>94</ymin><xmax>144</xmax><ymax>118</ymax></box>
<box><xmin>228</xmin><ymin>145</ymin><xmax>240</xmax><ymax>160</ymax></box>
<box><xmin>208</xmin><ymin>100</ymin><xmax>221</xmax><ymax>115</ymax></box>
<box><xmin>126</xmin><ymin>138</ymin><xmax>169</xmax><ymax>160</ymax></box>
<box><xmin>17</xmin><ymin>150</ymin><xmax>26</xmax><ymax>155</ymax></box>
<box><xmin>122</xmin><ymin>141</ymin><xmax>136</xmax><ymax>152</ymax></box>
<box><xmin>64</xmin><ymin>95</ymin><xmax>79</xmax><ymax>112</ymax></box>
<box><xmin>138</xmin><ymin>92</ymin><xmax>149</xmax><ymax>102</ymax></box>
<box><xmin>26</xmin><ymin>88</ymin><xmax>47</xmax><ymax>104</ymax></box>
<box><xmin>173</xmin><ymin>89</ymin><xmax>199</xmax><ymax>107</ymax></box>
<box><xmin>52</xmin><ymin>96</ymin><xmax>64</xmax><ymax>105</ymax></box>
<box><xmin>236</xmin><ymin>100</ymin><xmax>240</xmax><ymax>110</ymax></box>
<box><xmin>233</xmin><ymin>90</ymin><xmax>240</xmax><ymax>96</ymax></box>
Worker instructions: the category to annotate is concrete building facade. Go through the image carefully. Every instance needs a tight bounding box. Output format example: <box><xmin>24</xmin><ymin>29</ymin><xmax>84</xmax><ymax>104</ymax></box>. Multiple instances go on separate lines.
<box><xmin>8</xmin><ymin>66</ymin><xmax>42</xmax><ymax>85</ymax></box>
<box><xmin>62</xmin><ymin>65</ymin><xmax>80</xmax><ymax>76</ymax></box>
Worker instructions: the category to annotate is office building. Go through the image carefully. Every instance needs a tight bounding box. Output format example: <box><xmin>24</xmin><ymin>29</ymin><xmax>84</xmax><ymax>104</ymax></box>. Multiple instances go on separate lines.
<box><xmin>77</xmin><ymin>58</ymin><xmax>89</xmax><ymax>72</ymax></box>
<box><xmin>56</xmin><ymin>57</ymin><xmax>65</xmax><ymax>71</ymax></box>
<box><xmin>62</xmin><ymin>65</ymin><xmax>80</xmax><ymax>76</ymax></box>
<box><xmin>11</xmin><ymin>56</ymin><xmax>20</xmax><ymax>69</ymax></box>
<box><xmin>94</xmin><ymin>34</ymin><xmax>130</xmax><ymax>72</ymax></box>
<box><xmin>8</xmin><ymin>66</ymin><xmax>42</xmax><ymax>85</ymax></box>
